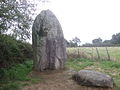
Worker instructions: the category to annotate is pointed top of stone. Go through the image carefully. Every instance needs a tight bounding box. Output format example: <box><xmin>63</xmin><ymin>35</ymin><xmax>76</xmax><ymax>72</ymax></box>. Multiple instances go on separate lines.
<box><xmin>40</xmin><ymin>9</ymin><xmax>53</xmax><ymax>13</ymax></box>
<box><xmin>38</xmin><ymin>9</ymin><xmax>57</xmax><ymax>19</ymax></box>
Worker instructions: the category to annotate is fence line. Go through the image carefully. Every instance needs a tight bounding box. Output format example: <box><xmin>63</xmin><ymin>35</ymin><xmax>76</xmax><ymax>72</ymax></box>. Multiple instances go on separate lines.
<box><xmin>67</xmin><ymin>47</ymin><xmax>113</xmax><ymax>61</ymax></box>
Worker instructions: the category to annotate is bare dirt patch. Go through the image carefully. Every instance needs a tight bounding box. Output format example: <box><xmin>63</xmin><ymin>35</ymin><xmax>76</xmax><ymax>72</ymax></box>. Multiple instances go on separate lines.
<box><xmin>22</xmin><ymin>69</ymin><xmax>115</xmax><ymax>90</ymax></box>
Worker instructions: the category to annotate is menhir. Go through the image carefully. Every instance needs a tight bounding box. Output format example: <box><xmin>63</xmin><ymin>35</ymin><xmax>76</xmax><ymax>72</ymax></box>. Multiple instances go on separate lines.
<box><xmin>32</xmin><ymin>9</ymin><xmax>67</xmax><ymax>71</ymax></box>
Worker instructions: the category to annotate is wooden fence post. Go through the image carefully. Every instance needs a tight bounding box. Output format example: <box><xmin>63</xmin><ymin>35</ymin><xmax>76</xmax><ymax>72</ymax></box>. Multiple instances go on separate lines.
<box><xmin>105</xmin><ymin>47</ymin><xmax>110</xmax><ymax>60</ymax></box>
<box><xmin>96</xmin><ymin>47</ymin><xmax>100</xmax><ymax>60</ymax></box>
<box><xmin>78</xmin><ymin>48</ymin><xmax>80</xmax><ymax>58</ymax></box>
<box><xmin>92</xmin><ymin>47</ymin><xmax>94</xmax><ymax>60</ymax></box>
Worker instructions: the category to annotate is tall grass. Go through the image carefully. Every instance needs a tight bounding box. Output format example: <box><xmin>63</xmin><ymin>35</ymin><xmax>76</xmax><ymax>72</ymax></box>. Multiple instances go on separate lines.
<box><xmin>67</xmin><ymin>47</ymin><xmax>120</xmax><ymax>61</ymax></box>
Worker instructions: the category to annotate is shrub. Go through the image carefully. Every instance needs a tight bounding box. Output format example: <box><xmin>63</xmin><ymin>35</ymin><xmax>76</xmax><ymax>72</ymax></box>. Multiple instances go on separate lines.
<box><xmin>0</xmin><ymin>35</ymin><xmax>22</xmax><ymax>67</ymax></box>
<box><xmin>17</xmin><ymin>41</ymin><xmax>33</xmax><ymax>59</ymax></box>
<box><xmin>0</xmin><ymin>35</ymin><xmax>33</xmax><ymax>68</ymax></box>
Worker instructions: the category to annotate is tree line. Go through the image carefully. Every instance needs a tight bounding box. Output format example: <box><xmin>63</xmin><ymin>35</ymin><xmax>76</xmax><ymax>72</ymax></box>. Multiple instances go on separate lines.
<box><xmin>66</xmin><ymin>32</ymin><xmax>120</xmax><ymax>47</ymax></box>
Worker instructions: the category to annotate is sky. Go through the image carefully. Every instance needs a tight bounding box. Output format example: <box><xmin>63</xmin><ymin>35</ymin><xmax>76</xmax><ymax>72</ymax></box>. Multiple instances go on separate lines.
<box><xmin>34</xmin><ymin>0</ymin><xmax>120</xmax><ymax>44</ymax></box>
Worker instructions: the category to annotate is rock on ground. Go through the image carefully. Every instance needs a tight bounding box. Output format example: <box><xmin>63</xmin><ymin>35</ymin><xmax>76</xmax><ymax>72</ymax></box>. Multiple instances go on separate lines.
<box><xmin>72</xmin><ymin>70</ymin><xmax>114</xmax><ymax>88</ymax></box>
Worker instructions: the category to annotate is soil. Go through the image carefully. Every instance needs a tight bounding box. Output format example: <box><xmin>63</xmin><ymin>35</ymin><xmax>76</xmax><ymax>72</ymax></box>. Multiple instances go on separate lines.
<box><xmin>22</xmin><ymin>69</ymin><xmax>115</xmax><ymax>90</ymax></box>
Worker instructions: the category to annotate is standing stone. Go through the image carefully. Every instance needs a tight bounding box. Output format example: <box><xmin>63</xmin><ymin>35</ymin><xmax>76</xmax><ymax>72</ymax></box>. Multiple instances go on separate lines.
<box><xmin>32</xmin><ymin>10</ymin><xmax>67</xmax><ymax>71</ymax></box>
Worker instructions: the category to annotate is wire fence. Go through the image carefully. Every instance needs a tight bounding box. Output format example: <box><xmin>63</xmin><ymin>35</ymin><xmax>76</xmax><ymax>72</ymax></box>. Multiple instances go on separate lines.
<box><xmin>67</xmin><ymin>47</ymin><xmax>120</xmax><ymax>61</ymax></box>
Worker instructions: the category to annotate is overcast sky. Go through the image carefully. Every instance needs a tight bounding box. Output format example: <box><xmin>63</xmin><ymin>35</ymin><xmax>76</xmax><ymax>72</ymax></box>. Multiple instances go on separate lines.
<box><xmin>35</xmin><ymin>0</ymin><xmax>120</xmax><ymax>44</ymax></box>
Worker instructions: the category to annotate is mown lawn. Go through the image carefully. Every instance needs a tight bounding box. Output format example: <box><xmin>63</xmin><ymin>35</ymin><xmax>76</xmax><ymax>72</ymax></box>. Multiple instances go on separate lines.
<box><xmin>66</xmin><ymin>58</ymin><xmax>120</xmax><ymax>90</ymax></box>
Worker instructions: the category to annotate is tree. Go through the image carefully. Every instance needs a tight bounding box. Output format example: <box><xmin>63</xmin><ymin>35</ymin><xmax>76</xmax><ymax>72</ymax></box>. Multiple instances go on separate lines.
<box><xmin>65</xmin><ymin>37</ymin><xmax>81</xmax><ymax>47</ymax></box>
<box><xmin>103</xmin><ymin>40</ymin><xmax>111</xmax><ymax>44</ymax></box>
<box><xmin>82</xmin><ymin>43</ymin><xmax>92</xmax><ymax>47</ymax></box>
<box><xmin>69</xmin><ymin>40</ymin><xmax>77</xmax><ymax>47</ymax></box>
<box><xmin>102</xmin><ymin>40</ymin><xmax>112</xmax><ymax>46</ymax></box>
<box><xmin>0</xmin><ymin>0</ymin><xmax>36</xmax><ymax>40</ymax></box>
<box><xmin>92</xmin><ymin>37</ymin><xmax>102</xmax><ymax>44</ymax></box>
<box><xmin>72</xmin><ymin>37</ymin><xmax>81</xmax><ymax>46</ymax></box>
<box><xmin>92</xmin><ymin>37</ymin><xmax>103</xmax><ymax>46</ymax></box>
<box><xmin>111</xmin><ymin>33</ymin><xmax>120</xmax><ymax>44</ymax></box>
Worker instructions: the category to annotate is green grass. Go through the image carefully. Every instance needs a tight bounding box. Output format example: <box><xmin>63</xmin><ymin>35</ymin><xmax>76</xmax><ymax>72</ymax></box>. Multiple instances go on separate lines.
<box><xmin>0</xmin><ymin>60</ymin><xmax>41</xmax><ymax>90</ymax></box>
<box><xmin>66</xmin><ymin>58</ymin><xmax>94</xmax><ymax>70</ymax></box>
<box><xmin>0</xmin><ymin>60</ymin><xmax>33</xmax><ymax>82</ymax></box>
<box><xmin>31</xmin><ymin>78</ymin><xmax>42</xmax><ymax>84</ymax></box>
<box><xmin>66</xmin><ymin>58</ymin><xmax>120</xmax><ymax>90</ymax></box>
<box><xmin>0</xmin><ymin>82</ymin><xmax>21</xmax><ymax>90</ymax></box>
<box><xmin>99</xmin><ymin>61</ymin><xmax>120</xmax><ymax>69</ymax></box>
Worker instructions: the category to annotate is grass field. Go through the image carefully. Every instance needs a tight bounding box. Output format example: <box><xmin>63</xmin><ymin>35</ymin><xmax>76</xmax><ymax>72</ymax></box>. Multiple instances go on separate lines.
<box><xmin>67</xmin><ymin>47</ymin><xmax>120</xmax><ymax>61</ymax></box>
<box><xmin>66</xmin><ymin>58</ymin><xmax>120</xmax><ymax>90</ymax></box>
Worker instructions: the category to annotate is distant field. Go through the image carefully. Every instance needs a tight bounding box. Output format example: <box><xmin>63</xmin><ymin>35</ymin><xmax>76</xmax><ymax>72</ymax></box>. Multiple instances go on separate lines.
<box><xmin>67</xmin><ymin>47</ymin><xmax>120</xmax><ymax>61</ymax></box>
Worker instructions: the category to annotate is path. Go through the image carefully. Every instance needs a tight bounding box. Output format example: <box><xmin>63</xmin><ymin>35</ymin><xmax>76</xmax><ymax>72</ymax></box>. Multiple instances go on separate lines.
<box><xmin>23</xmin><ymin>69</ymin><xmax>115</xmax><ymax>90</ymax></box>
